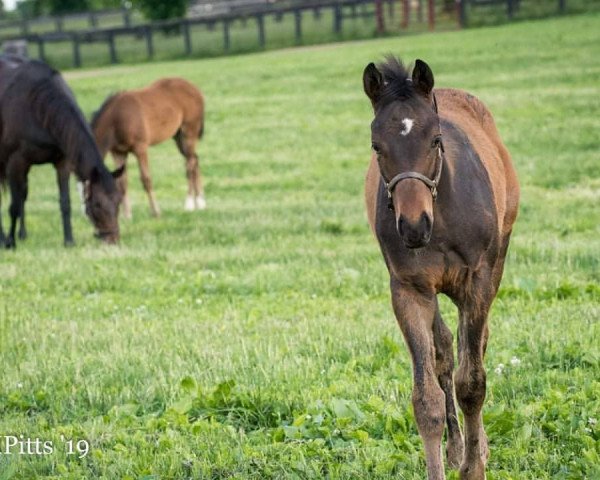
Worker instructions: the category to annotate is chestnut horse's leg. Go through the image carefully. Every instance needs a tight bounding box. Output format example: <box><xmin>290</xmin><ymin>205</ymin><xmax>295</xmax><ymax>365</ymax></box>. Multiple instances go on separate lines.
<box><xmin>111</xmin><ymin>151</ymin><xmax>131</xmax><ymax>219</ymax></box>
<box><xmin>432</xmin><ymin>302</ymin><xmax>464</xmax><ymax>468</ymax></box>
<box><xmin>133</xmin><ymin>147</ymin><xmax>160</xmax><ymax>217</ymax></box>
<box><xmin>455</xmin><ymin>271</ymin><xmax>495</xmax><ymax>480</ymax></box>
<box><xmin>174</xmin><ymin>129</ymin><xmax>205</xmax><ymax>211</ymax></box>
<box><xmin>391</xmin><ymin>280</ymin><xmax>446</xmax><ymax>480</ymax></box>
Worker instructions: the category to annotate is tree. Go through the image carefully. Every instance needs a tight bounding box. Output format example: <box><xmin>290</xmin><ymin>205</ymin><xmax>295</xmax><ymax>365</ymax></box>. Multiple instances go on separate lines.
<box><xmin>133</xmin><ymin>0</ymin><xmax>186</xmax><ymax>21</ymax></box>
<box><xmin>47</xmin><ymin>0</ymin><xmax>89</xmax><ymax>14</ymax></box>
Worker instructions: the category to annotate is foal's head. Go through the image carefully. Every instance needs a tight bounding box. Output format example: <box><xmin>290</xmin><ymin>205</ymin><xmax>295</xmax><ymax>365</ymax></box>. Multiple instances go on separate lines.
<box><xmin>363</xmin><ymin>58</ymin><xmax>442</xmax><ymax>249</ymax></box>
<box><xmin>84</xmin><ymin>166</ymin><xmax>124</xmax><ymax>244</ymax></box>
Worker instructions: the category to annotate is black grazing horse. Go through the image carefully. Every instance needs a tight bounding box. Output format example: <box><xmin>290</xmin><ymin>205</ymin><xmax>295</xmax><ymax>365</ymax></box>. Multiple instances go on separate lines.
<box><xmin>0</xmin><ymin>55</ymin><xmax>123</xmax><ymax>248</ymax></box>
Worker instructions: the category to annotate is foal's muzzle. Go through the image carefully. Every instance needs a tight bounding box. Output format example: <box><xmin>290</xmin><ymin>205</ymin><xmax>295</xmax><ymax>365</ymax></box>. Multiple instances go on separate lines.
<box><xmin>397</xmin><ymin>212</ymin><xmax>432</xmax><ymax>249</ymax></box>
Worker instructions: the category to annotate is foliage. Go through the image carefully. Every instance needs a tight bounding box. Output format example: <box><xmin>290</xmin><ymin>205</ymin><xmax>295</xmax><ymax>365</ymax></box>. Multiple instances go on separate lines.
<box><xmin>133</xmin><ymin>0</ymin><xmax>186</xmax><ymax>21</ymax></box>
<box><xmin>0</xmin><ymin>12</ymin><xmax>598</xmax><ymax>479</ymax></box>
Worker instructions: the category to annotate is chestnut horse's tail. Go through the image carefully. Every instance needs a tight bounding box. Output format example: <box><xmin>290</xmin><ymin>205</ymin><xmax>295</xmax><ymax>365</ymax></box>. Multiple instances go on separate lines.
<box><xmin>198</xmin><ymin>116</ymin><xmax>204</xmax><ymax>139</ymax></box>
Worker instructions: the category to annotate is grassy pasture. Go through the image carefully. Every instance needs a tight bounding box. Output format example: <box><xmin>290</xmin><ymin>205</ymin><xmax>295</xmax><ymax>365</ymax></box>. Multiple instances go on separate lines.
<box><xmin>0</xmin><ymin>12</ymin><xmax>599</xmax><ymax>480</ymax></box>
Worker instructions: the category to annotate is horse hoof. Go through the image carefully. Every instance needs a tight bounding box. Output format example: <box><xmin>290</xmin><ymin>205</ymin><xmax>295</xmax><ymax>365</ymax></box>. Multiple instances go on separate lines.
<box><xmin>195</xmin><ymin>196</ymin><xmax>206</xmax><ymax>210</ymax></box>
<box><xmin>64</xmin><ymin>240</ymin><xmax>75</xmax><ymax>248</ymax></box>
<box><xmin>5</xmin><ymin>239</ymin><xmax>15</xmax><ymax>249</ymax></box>
<box><xmin>184</xmin><ymin>195</ymin><xmax>195</xmax><ymax>211</ymax></box>
<box><xmin>18</xmin><ymin>231</ymin><xmax>27</xmax><ymax>240</ymax></box>
<box><xmin>447</xmin><ymin>436</ymin><xmax>464</xmax><ymax>469</ymax></box>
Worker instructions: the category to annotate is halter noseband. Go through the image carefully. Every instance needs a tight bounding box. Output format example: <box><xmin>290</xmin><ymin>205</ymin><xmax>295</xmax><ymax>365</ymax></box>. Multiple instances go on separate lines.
<box><xmin>383</xmin><ymin>93</ymin><xmax>445</xmax><ymax>211</ymax></box>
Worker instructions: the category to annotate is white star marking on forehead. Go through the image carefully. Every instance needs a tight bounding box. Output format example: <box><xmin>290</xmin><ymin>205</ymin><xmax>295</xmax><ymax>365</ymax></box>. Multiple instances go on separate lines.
<box><xmin>400</xmin><ymin>118</ymin><xmax>414</xmax><ymax>136</ymax></box>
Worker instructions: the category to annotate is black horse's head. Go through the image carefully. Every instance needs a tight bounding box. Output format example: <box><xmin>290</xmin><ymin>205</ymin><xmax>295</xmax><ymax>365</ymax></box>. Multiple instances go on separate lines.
<box><xmin>84</xmin><ymin>166</ymin><xmax>124</xmax><ymax>244</ymax></box>
<box><xmin>363</xmin><ymin>58</ymin><xmax>442</xmax><ymax>249</ymax></box>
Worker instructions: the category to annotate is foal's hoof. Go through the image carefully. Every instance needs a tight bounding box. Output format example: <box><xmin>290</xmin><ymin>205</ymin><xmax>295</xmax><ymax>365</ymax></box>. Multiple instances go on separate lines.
<box><xmin>64</xmin><ymin>240</ymin><xmax>75</xmax><ymax>248</ymax></box>
<box><xmin>4</xmin><ymin>238</ymin><xmax>15</xmax><ymax>249</ymax></box>
<box><xmin>184</xmin><ymin>195</ymin><xmax>195</xmax><ymax>211</ymax></box>
<box><xmin>18</xmin><ymin>230</ymin><xmax>27</xmax><ymax>240</ymax></box>
<box><xmin>446</xmin><ymin>436</ymin><xmax>465</xmax><ymax>469</ymax></box>
<box><xmin>195</xmin><ymin>196</ymin><xmax>206</xmax><ymax>210</ymax></box>
<box><xmin>459</xmin><ymin>460</ymin><xmax>486</xmax><ymax>480</ymax></box>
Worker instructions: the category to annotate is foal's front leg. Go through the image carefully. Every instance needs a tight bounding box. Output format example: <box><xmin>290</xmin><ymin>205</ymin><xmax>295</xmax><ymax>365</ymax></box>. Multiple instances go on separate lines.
<box><xmin>391</xmin><ymin>281</ymin><xmax>446</xmax><ymax>480</ymax></box>
<box><xmin>455</xmin><ymin>279</ymin><xmax>494</xmax><ymax>480</ymax></box>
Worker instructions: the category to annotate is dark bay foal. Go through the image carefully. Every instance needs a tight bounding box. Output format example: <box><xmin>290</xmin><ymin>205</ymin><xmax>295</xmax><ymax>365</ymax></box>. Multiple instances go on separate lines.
<box><xmin>363</xmin><ymin>58</ymin><xmax>519</xmax><ymax>479</ymax></box>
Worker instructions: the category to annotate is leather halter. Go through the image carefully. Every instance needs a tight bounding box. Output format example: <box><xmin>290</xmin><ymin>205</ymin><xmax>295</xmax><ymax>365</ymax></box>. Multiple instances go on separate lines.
<box><xmin>383</xmin><ymin>93</ymin><xmax>445</xmax><ymax>210</ymax></box>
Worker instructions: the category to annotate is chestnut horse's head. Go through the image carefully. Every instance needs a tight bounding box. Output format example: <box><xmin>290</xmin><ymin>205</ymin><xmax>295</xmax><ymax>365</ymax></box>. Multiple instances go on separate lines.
<box><xmin>84</xmin><ymin>166</ymin><xmax>124</xmax><ymax>244</ymax></box>
<box><xmin>363</xmin><ymin>58</ymin><xmax>443</xmax><ymax>249</ymax></box>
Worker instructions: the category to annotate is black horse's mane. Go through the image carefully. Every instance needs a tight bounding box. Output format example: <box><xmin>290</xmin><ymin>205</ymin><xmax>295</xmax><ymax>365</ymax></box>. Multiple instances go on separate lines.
<box><xmin>377</xmin><ymin>56</ymin><xmax>416</xmax><ymax>105</ymax></box>
<box><xmin>21</xmin><ymin>61</ymin><xmax>115</xmax><ymax>189</ymax></box>
<box><xmin>90</xmin><ymin>92</ymin><xmax>120</xmax><ymax>130</ymax></box>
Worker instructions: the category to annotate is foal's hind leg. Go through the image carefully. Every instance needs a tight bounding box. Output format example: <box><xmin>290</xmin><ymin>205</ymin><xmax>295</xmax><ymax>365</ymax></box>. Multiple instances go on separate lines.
<box><xmin>433</xmin><ymin>301</ymin><xmax>464</xmax><ymax>469</ymax></box>
<box><xmin>112</xmin><ymin>151</ymin><xmax>131</xmax><ymax>219</ymax></box>
<box><xmin>133</xmin><ymin>146</ymin><xmax>160</xmax><ymax>217</ymax></box>
<box><xmin>174</xmin><ymin>128</ymin><xmax>204</xmax><ymax>211</ymax></box>
<box><xmin>391</xmin><ymin>281</ymin><xmax>446</xmax><ymax>480</ymax></box>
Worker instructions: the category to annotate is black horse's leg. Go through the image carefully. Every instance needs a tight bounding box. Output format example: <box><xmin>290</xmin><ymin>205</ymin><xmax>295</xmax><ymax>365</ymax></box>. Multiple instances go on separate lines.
<box><xmin>0</xmin><ymin>190</ymin><xmax>5</xmax><ymax>245</ymax></box>
<box><xmin>56</xmin><ymin>162</ymin><xmax>74</xmax><ymax>247</ymax></box>
<box><xmin>6</xmin><ymin>158</ymin><xmax>28</xmax><ymax>249</ymax></box>
<box><xmin>18</xmin><ymin>178</ymin><xmax>28</xmax><ymax>240</ymax></box>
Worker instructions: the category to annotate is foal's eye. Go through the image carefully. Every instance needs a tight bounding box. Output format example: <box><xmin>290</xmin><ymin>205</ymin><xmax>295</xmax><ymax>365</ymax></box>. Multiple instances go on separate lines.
<box><xmin>371</xmin><ymin>142</ymin><xmax>381</xmax><ymax>154</ymax></box>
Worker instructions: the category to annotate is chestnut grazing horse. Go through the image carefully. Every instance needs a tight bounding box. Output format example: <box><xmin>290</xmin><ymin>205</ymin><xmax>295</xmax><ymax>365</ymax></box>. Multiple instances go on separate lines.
<box><xmin>363</xmin><ymin>58</ymin><xmax>519</xmax><ymax>480</ymax></box>
<box><xmin>0</xmin><ymin>55</ymin><xmax>123</xmax><ymax>247</ymax></box>
<box><xmin>91</xmin><ymin>78</ymin><xmax>205</xmax><ymax>218</ymax></box>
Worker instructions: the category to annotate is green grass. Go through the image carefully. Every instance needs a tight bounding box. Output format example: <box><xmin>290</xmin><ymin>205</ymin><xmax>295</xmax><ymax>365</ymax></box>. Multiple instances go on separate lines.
<box><xmin>1</xmin><ymin>12</ymin><xmax>599</xmax><ymax>480</ymax></box>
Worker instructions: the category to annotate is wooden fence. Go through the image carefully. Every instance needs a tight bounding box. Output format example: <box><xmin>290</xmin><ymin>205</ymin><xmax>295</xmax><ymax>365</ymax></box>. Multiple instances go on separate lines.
<box><xmin>3</xmin><ymin>0</ymin><xmax>414</xmax><ymax>68</ymax></box>
<box><xmin>0</xmin><ymin>8</ymin><xmax>133</xmax><ymax>38</ymax></box>
<box><xmin>459</xmin><ymin>0</ymin><xmax>568</xmax><ymax>26</ymax></box>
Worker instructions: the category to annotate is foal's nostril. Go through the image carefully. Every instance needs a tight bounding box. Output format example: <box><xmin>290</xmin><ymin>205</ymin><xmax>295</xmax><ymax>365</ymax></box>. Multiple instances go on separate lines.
<box><xmin>397</xmin><ymin>215</ymin><xmax>406</xmax><ymax>237</ymax></box>
<box><xmin>421</xmin><ymin>212</ymin><xmax>432</xmax><ymax>234</ymax></box>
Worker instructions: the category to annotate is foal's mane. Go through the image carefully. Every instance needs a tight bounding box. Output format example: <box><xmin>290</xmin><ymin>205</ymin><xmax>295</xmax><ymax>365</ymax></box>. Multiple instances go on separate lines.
<box><xmin>90</xmin><ymin>92</ymin><xmax>120</xmax><ymax>130</ymax></box>
<box><xmin>377</xmin><ymin>57</ymin><xmax>416</xmax><ymax>106</ymax></box>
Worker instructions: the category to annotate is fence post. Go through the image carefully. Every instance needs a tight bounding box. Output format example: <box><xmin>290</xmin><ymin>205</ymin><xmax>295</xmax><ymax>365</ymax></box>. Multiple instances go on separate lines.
<box><xmin>108</xmin><ymin>31</ymin><xmax>117</xmax><ymax>63</ymax></box>
<box><xmin>401</xmin><ymin>0</ymin><xmax>409</xmax><ymax>28</ymax></box>
<box><xmin>123</xmin><ymin>8</ymin><xmax>131</xmax><ymax>27</ymax></box>
<box><xmin>294</xmin><ymin>10</ymin><xmax>302</xmax><ymax>44</ymax></box>
<box><xmin>223</xmin><ymin>19</ymin><xmax>230</xmax><ymax>52</ymax></box>
<box><xmin>375</xmin><ymin>0</ymin><xmax>385</xmax><ymax>34</ymax></box>
<box><xmin>388</xmin><ymin>0</ymin><xmax>394</xmax><ymax>19</ymax></box>
<box><xmin>20</xmin><ymin>19</ymin><xmax>29</xmax><ymax>35</ymax></box>
<box><xmin>183</xmin><ymin>21</ymin><xmax>192</xmax><ymax>55</ymax></box>
<box><xmin>89</xmin><ymin>12</ymin><xmax>98</xmax><ymax>28</ymax></box>
<box><xmin>507</xmin><ymin>0</ymin><xmax>514</xmax><ymax>19</ymax></box>
<box><xmin>428</xmin><ymin>0</ymin><xmax>435</xmax><ymax>29</ymax></box>
<box><xmin>333</xmin><ymin>4</ymin><xmax>342</xmax><ymax>34</ymax></box>
<box><xmin>457</xmin><ymin>0</ymin><xmax>467</xmax><ymax>27</ymax></box>
<box><xmin>37</xmin><ymin>37</ymin><xmax>45</xmax><ymax>62</ymax></box>
<box><xmin>55</xmin><ymin>16</ymin><xmax>64</xmax><ymax>32</ymax></box>
<box><xmin>257</xmin><ymin>14</ymin><xmax>265</xmax><ymax>48</ymax></box>
<box><xmin>145</xmin><ymin>26</ymin><xmax>154</xmax><ymax>58</ymax></box>
<box><xmin>72</xmin><ymin>33</ymin><xmax>81</xmax><ymax>68</ymax></box>
<box><xmin>558</xmin><ymin>0</ymin><xmax>566</xmax><ymax>13</ymax></box>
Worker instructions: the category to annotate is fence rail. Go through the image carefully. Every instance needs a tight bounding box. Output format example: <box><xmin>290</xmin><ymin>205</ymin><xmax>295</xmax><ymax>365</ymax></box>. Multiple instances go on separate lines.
<box><xmin>3</xmin><ymin>0</ymin><xmax>408</xmax><ymax>68</ymax></box>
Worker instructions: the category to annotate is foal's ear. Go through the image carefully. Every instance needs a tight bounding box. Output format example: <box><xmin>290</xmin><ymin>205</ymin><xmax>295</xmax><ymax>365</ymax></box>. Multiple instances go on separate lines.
<box><xmin>111</xmin><ymin>165</ymin><xmax>125</xmax><ymax>179</ymax></box>
<box><xmin>363</xmin><ymin>62</ymin><xmax>384</xmax><ymax>108</ymax></box>
<box><xmin>412</xmin><ymin>59</ymin><xmax>434</xmax><ymax>98</ymax></box>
